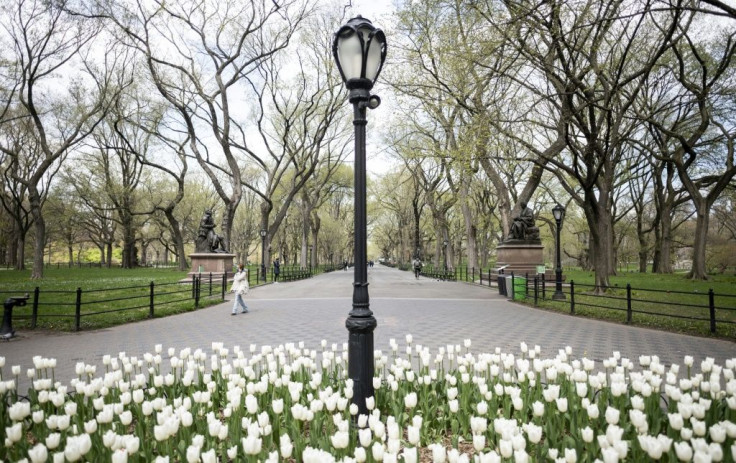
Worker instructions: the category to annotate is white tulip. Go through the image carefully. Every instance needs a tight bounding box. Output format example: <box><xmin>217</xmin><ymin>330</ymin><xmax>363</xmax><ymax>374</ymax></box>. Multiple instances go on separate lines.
<box><xmin>605</xmin><ymin>407</ymin><xmax>620</xmax><ymax>425</ymax></box>
<box><xmin>533</xmin><ymin>401</ymin><xmax>545</xmax><ymax>417</ymax></box>
<box><xmin>673</xmin><ymin>442</ymin><xmax>693</xmax><ymax>461</ymax></box>
<box><xmin>449</xmin><ymin>399</ymin><xmax>459</xmax><ymax>413</ymax></box>
<box><xmin>581</xmin><ymin>426</ymin><xmax>594</xmax><ymax>443</ymax></box>
<box><xmin>185</xmin><ymin>445</ymin><xmax>200</xmax><ymax>463</ymax></box>
<box><xmin>404</xmin><ymin>392</ymin><xmax>417</xmax><ymax>409</ymax></box>
<box><xmin>372</xmin><ymin>442</ymin><xmax>385</xmax><ymax>461</ymax></box>
<box><xmin>431</xmin><ymin>443</ymin><xmax>447</xmax><ymax>463</ymax></box>
<box><xmin>499</xmin><ymin>439</ymin><xmax>513</xmax><ymax>458</ymax></box>
<box><xmin>473</xmin><ymin>434</ymin><xmax>486</xmax><ymax>451</ymax></box>
<box><xmin>6</xmin><ymin>422</ymin><xmax>22</xmax><ymax>443</ymax></box>
<box><xmin>9</xmin><ymin>401</ymin><xmax>31</xmax><ymax>421</ymax></box>
<box><xmin>28</xmin><ymin>443</ymin><xmax>49</xmax><ymax>463</ymax></box>
<box><xmin>46</xmin><ymin>433</ymin><xmax>61</xmax><ymax>450</ymax></box>
<box><xmin>709</xmin><ymin>423</ymin><xmax>727</xmax><ymax>443</ymax></box>
<box><xmin>556</xmin><ymin>398</ymin><xmax>568</xmax><ymax>413</ymax></box>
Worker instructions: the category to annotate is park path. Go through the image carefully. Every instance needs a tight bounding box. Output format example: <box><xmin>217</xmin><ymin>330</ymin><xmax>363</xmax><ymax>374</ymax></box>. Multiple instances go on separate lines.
<box><xmin>0</xmin><ymin>265</ymin><xmax>733</xmax><ymax>391</ymax></box>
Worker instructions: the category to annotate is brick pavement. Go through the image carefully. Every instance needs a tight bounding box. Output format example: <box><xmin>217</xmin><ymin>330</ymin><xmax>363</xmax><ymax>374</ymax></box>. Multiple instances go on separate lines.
<box><xmin>1</xmin><ymin>265</ymin><xmax>733</xmax><ymax>392</ymax></box>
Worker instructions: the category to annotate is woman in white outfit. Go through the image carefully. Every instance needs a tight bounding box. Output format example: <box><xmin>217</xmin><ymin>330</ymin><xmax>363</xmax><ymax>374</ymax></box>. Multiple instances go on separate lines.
<box><xmin>230</xmin><ymin>264</ymin><xmax>249</xmax><ymax>315</ymax></box>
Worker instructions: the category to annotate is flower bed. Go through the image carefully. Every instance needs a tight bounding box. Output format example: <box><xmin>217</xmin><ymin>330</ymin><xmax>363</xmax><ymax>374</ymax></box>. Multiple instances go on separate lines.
<box><xmin>1</xmin><ymin>336</ymin><xmax>734</xmax><ymax>462</ymax></box>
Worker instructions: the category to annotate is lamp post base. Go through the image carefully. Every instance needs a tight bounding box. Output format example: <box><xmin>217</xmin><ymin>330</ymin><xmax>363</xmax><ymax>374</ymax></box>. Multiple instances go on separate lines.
<box><xmin>552</xmin><ymin>291</ymin><xmax>566</xmax><ymax>300</ymax></box>
<box><xmin>346</xmin><ymin>315</ymin><xmax>377</xmax><ymax>416</ymax></box>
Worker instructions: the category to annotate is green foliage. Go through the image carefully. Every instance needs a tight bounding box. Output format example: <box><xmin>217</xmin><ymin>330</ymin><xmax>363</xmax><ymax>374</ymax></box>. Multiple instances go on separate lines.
<box><xmin>0</xmin><ymin>268</ymin><xmax>220</xmax><ymax>331</ymax></box>
<box><xmin>534</xmin><ymin>269</ymin><xmax>736</xmax><ymax>339</ymax></box>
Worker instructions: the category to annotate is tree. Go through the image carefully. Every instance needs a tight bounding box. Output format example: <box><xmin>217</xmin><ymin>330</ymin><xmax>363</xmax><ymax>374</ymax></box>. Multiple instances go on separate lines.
<box><xmin>0</xmin><ymin>0</ymin><xmax>130</xmax><ymax>278</ymax></box>
<box><xmin>640</xmin><ymin>24</ymin><xmax>736</xmax><ymax>279</ymax></box>
<box><xmin>491</xmin><ymin>0</ymin><xmax>683</xmax><ymax>292</ymax></box>
<box><xmin>88</xmin><ymin>0</ymin><xmax>312</xmax><ymax>254</ymax></box>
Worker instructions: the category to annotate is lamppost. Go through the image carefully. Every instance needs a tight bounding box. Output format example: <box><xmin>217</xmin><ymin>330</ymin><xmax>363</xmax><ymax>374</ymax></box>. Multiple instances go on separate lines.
<box><xmin>259</xmin><ymin>229</ymin><xmax>267</xmax><ymax>282</ymax></box>
<box><xmin>552</xmin><ymin>204</ymin><xmax>566</xmax><ymax>300</ymax></box>
<box><xmin>308</xmin><ymin>244</ymin><xmax>313</xmax><ymax>271</ymax></box>
<box><xmin>443</xmin><ymin>239</ymin><xmax>448</xmax><ymax>272</ymax></box>
<box><xmin>333</xmin><ymin>15</ymin><xmax>387</xmax><ymax>416</ymax></box>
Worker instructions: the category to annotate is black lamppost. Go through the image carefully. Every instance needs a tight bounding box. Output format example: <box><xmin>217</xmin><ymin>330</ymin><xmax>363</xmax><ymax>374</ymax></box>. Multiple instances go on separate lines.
<box><xmin>333</xmin><ymin>15</ymin><xmax>387</xmax><ymax>416</ymax></box>
<box><xmin>443</xmin><ymin>239</ymin><xmax>448</xmax><ymax>271</ymax></box>
<box><xmin>552</xmin><ymin>204</ymin><xmax>566</xmax><ymax>300</ymax></box>
<box><xmin>259</xmin><ymin>229</ymin><xmax>267</xmax><ymax>282</ymax></box>
<box><xmin>308</xmin><ymin>244</ymin><xmax>313</xmax><ymax>271</ymax></box>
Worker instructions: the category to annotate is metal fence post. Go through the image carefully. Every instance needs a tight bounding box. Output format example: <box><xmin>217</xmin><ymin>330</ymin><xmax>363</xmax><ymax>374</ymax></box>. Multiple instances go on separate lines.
<box><xmin>511</xmin><ymin>272</ymin><xmax>515</xmax><ymax>300</ymax></box>
<box><xmin>525</xmin><ymin>272</ymin><xmax>529</xmax><ymax>298</ymax></box>
<box><xmin>149</xmin><ymin>282</ymin><xmax>155</xmax><ymax>318</ymax></box>
<box><xmin>626</xmin><ymin>284</ymin><xmax>632</xmax><ymax>324</ymax></box>
<box><xmin>195</xmin><ymin>277</ymin><xmax>200</xmax><ymax>308</ymax></box>
<box><xmin>32</xmin><ymin>287</ymin><xmax>40</xmax><ymax>329</ymax></box>
<box><xmin>191</xmin><ymin>274</ymin><xmax>196</xmax><ymax>298</ymax></box>
<box><xmin>209</xmin><ymin>272</ymin><xmax>213</xmax><ymax>296</ymax></box>
<box><xmin>709</xmin><ymin>289</ymin><xmax>716</xmax><ymax>334</ymax></box>
<box><xmin>541</xmin><ymin>273</ymin><xmax>546</xmax><ymax>300</ymax></box>
<box><xmin>570</xmin><ymin>281</ymin><xmax>575</xmax><ymax>314</ymax></box>
<box><xmin>75</xmin><ymin>287</ymin><xmax>82</xmax><ymax>331</ymax></box>
<box><xmin>222</xmin><ymin>272</ymin><xmax>227</xmax><ymax>300</ymax></box>
<box><xmin>472</xmin><ymin>267</ymin><xmax>475</xmax><ymax>284</ymax></box>
<box><xmin>534</xmin><ymin>276</ymin><xmax>538</xmax><ymax>306</ymax></box>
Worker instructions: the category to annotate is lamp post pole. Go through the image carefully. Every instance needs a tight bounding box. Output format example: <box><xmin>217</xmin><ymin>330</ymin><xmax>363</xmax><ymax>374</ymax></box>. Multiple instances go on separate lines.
<box><xmin>308</xmin><ymin>244</ymin><xmax>313</xmax><ymax>272</ymax></box>
<box><xmin>333</xmin><ymin>15</ymin><xmax>386</xmax><ymax>417</ymax></box>
<box><xmin>552</xmin><ymin>204</ymin><xmax>566</xmax><ymax>300</ymax></box>
<box><xmin>259</xmin><ymin>229</ymin><xmax>267</xmax><ymax>282</ymax></box>
<box><xmin>443</xmin><ymin>239</ymin><xmax>448</xmax><ymax>272</ymax></box>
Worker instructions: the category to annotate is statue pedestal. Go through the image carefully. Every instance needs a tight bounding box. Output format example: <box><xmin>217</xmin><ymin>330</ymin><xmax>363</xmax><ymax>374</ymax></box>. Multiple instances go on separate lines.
<box><xmin>495</xmin><ymin>242</ymin><xmax>545</xmax><ymax>277</ymax></box>
<box><xmin>183</xmin><ymin>253</ymin><xmax>236</xmax><ymax>282</ymax></box>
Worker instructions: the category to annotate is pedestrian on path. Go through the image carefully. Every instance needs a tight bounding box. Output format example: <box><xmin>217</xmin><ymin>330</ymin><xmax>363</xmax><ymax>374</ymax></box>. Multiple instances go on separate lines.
<box><xmin>273</xmin><ymin>258</ymin><xmax>281</xmax><ymax>282</ymax></box>
<box><xmin>230</xmin><ymin>264</ymin><xmax>249</xmax><ymax>315</ymax></box>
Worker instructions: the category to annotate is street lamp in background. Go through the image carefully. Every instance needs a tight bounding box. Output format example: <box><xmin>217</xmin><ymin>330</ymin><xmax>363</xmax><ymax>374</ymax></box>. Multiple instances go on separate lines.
<box><xmin>333</xmin><ymin>15</ymin><xmax>387</xmax><ymax>416</ymax></box>
<box><xmin>443</xmin><ymin>239</ymin><xmax>448</xmax><ymax>271</ymax></box>
<box><xmin>308</xmin><ymin>244</ymin><xmax>313</xmax><ymax>271</ymax></box>
<box><xmin>259</xmin><ymin>229</ymin><xmax>267</xmax><ymax>282</ymax></box>
<box><xmin>552</xmin><ymin>204</ymin><xmax>566</xmax><ymax>300</ymax></box>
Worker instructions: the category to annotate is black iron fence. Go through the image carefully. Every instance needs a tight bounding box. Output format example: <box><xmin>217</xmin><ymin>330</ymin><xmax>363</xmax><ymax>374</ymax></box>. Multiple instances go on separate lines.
<box><xmin>1</xmin><ymin>266</ymin><xmax>319</xmax><ymax>332</ymax></box>
<box><xmin>395</xmin><ymin>264</ymin><xmax>736</xmax><ymax>337</ymax></box>
<box><xmin>0</xmin><ymin>276</ymin><xmax>223</xmax><ymax>332</ymax></box>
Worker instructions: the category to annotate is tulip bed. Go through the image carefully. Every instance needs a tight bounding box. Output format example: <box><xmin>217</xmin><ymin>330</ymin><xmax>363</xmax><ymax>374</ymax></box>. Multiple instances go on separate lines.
<box><xmin>1</xmin><ymin>336</ymin><xmax>735</xmax><ymax>462</ymax></box>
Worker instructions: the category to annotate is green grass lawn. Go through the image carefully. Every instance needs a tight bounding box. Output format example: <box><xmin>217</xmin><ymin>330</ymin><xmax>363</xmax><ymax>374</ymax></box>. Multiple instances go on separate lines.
<box><xmin>0</xmin><ymin>267</ymin><xmax>233</xmax><ymax>331</ymax></box>
<box><xmin>529</xmin><ymin>269</ymin><xmax>736</xmax><ymax>340</ymax></box>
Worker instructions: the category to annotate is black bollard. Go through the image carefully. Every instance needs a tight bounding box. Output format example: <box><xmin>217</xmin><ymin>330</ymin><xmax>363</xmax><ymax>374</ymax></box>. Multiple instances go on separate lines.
<box><xmin>1</xmin><ymin>294</ymin><xmax>30</xmax><ymax>340</ymax></box>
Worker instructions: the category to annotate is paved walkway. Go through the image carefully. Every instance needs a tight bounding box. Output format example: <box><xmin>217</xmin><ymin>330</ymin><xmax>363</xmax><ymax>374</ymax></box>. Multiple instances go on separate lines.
<box><xmin>1</xmin><ymin>265</ymin><xmax>733</xmax><ymax>391</ymax></box>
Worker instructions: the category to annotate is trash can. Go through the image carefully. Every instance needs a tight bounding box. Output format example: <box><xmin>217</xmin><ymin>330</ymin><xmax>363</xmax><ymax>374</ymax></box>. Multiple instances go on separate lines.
<box><xmin>512</xmin><ymin>276</ymin><xmax>527</xmax><ymax>301</ymax></box>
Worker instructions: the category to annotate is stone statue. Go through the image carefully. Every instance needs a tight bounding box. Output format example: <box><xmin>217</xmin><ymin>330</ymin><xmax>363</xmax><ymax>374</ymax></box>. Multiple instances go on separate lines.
<box><xmin>195</xmin><ymin>210</ymin><xmax>227</xmax><ymax>253</ymax></box>
<box><xmin>507</xmin><ymin>201</ymin><xmax>540</xmax><ymax>242</ymax></box>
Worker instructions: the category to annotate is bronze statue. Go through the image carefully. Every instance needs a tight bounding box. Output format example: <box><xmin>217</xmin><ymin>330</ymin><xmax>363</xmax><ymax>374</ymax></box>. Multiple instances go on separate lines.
<box><xmin>195</xmin><ymin>210</ymin><xmax>227</xmax><ymax>253</ymax></box>
<box><xmin>507</xmin><ymin>201</ymin><xmax>540</xmax><ymax>242</ymax></box>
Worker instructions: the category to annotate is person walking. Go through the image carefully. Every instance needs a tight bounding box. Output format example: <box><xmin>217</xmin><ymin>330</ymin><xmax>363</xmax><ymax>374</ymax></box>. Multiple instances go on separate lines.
<box><xmin>413</xmin><ymin>257</ymin><xmax>423</xmax><ymax>279</ymax></box>
<box><xmin>230</xmin><ymin>264</ymin><xmax>249</xmax><ymax>315</ymax></box>
<box><xmin>273</xmin><ymin>258</ymin><xmax>281</xmax><ymax>282</ymax></box>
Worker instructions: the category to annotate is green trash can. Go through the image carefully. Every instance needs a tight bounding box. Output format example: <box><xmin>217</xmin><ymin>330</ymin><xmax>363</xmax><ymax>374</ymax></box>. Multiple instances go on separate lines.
<box><xmin>512</xmin><ymin>276</ymin><xmax>527</xmax><ymax>301</ymax></box>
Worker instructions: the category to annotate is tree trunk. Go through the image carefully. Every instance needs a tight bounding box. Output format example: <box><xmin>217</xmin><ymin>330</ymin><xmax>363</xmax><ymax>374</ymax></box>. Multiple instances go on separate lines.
<box><xmin>106</xmin><ymin>242</ymin><xmax>113</xmax><ymax>268</ymax></box>
<box><xmin>16</xmin><ymin>236</ymin><xmax>25</xmax><ymax>271</ymax></box>
<box><xmin>582</xmin><ymin>197</ymin><xmax>613</xmax><ymax>293</ymax></box>
<box><xmin>29</xmin><ymin>186</ymin><xmax>44</xmax><ymax>278</ymax></box>
<box><xmin>311</xmin><ymin>212</ymin><xmax>321</xmax><ymax>269</ymax></box>
<box><xmin>658</xmin><ymin>211</ymin><xmax>674</xmax><ymax>274</ymax></box>
<box><xmin>459</xmin><ymin>181</ymin><xmax>478</xmax><ymax>269</ymax></box>
<box><xmin>121</xmin><ymin>214</ymin><xmax>136</xmax><ymax>269</ymax></box>
<box><xmin>164</xmin><ymin>210</ymin><xmax>188</xmax><ymax>271</ymax></box>
<box><xmin>688</xmin><ymin>199</ymin><xmax>709</xmax><ymax>280</ymax></box>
